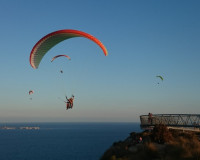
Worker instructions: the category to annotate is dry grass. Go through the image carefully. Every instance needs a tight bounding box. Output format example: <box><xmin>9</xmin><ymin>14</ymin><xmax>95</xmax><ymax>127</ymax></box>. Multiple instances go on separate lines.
<box><xmin>165</xmin><ymin>133</ymin><xmax>200</xmax><ymax>159</ymax></box>
<box><xmin>151</xmin><ymin>124</ymin><xmax>173</xmax><ymax>143</ymax></box>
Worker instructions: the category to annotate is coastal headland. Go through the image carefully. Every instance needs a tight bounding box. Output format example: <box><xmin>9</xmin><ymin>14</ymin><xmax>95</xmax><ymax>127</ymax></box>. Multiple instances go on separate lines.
<box><xmin>0</xmin><ymin>126</ymin><xmax>40</xmax><ymax>130</ymax></box>
<box><xmin>101</xmin><ymin>123</ymin><xmax>200</xmax><ymax>159</ymax></box>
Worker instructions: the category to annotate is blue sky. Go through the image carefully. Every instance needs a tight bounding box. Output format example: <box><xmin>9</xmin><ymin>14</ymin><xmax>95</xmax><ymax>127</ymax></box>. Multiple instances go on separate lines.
<box><xmin>0</xmin><ymin>0</ymin><xmax>200</xmax><ymax>122</ymax></box>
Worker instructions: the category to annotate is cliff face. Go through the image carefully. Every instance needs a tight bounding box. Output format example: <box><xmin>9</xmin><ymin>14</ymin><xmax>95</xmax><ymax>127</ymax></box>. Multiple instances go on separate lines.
<box><xmin>100</xmin><ymin>124</ymin><xmax>200</xmax><ymax>160</ymax></box>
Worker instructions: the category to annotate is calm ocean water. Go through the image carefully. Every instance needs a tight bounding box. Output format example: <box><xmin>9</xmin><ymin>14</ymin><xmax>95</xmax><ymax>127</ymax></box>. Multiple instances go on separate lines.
<box><xmin>0</xmin><ymin>122</ymin><xmax>141</xmax><ymax>160</ymax></box>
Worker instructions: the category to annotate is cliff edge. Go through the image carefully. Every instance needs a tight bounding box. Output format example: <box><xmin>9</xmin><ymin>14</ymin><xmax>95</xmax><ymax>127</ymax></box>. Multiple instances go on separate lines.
<box><xmin>100</xmin><ymin>124</ymin><xmax>200</xmax><ymax>160</ymax></box>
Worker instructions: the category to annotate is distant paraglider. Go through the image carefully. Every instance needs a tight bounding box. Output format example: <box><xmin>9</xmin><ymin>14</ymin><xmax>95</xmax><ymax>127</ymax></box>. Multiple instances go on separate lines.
<box><xmin>29</xmin><ymin>90</ymin><xmax>34</xmax><ymax>100</ymax></box>
<box><xmin>30</xmin><ymin>29</ymin><xmax>108</xmax><ymax>69</ymax></box>
<box><xmin>156</xmin><ymin>75</ymin><xmax>164</xmax><ymax>84</ymax></box>
<box><xmin>29</xmin><ymin>90</ymin><xmax>34</xmax><ymax>95</ymax></box>
<box><xmin>156</xmin><ymin>75</ymin><xmax>163</xmax><ymax>81</ymax></box>
<box><xmin>51</xmin><ymin>55</ymin><xmax>71</xmax><ymax>74</ymax></box>
<box><xmin>51</xmin><ymin>55</ymin><xmax>71</xmax><ymax>62</ymax></box>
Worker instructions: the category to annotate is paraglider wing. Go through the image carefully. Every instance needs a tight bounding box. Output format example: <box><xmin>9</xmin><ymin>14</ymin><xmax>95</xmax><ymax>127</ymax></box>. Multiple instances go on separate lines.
<box><xmin>30</xmin><ymin>29</ymin><xmax>108</xmax><ymax>69</ymax></box>
<box><xmin>51</xmin><ymin>55</ymin><xmax>71</xmax><ymax>62</ymax></box>
<box><xmin>156</xmin><ymin>75</ymin><xmax>163</xmax><ymax>81</ymax></box>
<box><xmin>29</xmin><ymin>90</ymin><xmax>34</xmax><ymax>95</ymax></box>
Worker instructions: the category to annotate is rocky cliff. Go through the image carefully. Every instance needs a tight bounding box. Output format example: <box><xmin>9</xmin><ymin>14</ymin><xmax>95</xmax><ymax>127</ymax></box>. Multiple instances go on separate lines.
<box><xmin>100</xmin><ymin>124</ymin><xmax>200</xmax><ymax>160</ymax></box>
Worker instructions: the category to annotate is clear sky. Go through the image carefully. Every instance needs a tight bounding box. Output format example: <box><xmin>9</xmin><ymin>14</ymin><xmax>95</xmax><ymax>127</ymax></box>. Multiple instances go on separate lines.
<box><xmin>0</xmin><ymin>0</ymin><xmax>200</xmax><ymax>122</ymax></box>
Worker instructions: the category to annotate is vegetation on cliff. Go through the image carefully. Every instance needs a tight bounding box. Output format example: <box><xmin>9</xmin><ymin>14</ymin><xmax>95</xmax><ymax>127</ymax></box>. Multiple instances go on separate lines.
<box><xmin>100</xmin><ymin>124</ymin><xmax>200</xmax><ymax>160</ymax></box>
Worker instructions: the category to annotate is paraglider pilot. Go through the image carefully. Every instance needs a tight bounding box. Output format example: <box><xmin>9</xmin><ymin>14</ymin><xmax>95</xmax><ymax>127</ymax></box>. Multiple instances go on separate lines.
<box><xmin>65</xmin><ymin>95</ymin><xmax>74</xmax><ymax>110</ymax></box>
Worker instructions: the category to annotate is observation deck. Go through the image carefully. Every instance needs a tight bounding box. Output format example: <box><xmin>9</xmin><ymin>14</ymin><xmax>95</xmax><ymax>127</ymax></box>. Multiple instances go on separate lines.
<box><xmin>140</xmin><ymin>114</ymin><xmax>200</xmax><ymax>130</ymax></box>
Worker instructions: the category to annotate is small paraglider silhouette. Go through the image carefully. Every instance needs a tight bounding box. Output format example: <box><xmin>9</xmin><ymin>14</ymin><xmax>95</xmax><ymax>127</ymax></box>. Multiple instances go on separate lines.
<box><xmin>51</xmin><ymin>55</ymin><xmax>71</xmax><ymax>62</ymax></box>
<box><xmin>51</xmin><ymin>55</ymin><xmax>71</xmax><ymax>74</ymax></box>
<box><xmin>29</xmin><ymin>90</ymin><xmax>34</xmax><ymax>100</ymax></box>
<box><xmin>156</xmin><ymin>75</ymin><xmax>163</xmax><ymax>84</ymax></box>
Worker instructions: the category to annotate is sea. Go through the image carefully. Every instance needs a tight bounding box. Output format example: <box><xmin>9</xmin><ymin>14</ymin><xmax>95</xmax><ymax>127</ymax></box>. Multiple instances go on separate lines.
<box><xmin>0</xmin><ymin>122</ymin><xmax>142</xmax><ymax>160</ymax></box>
